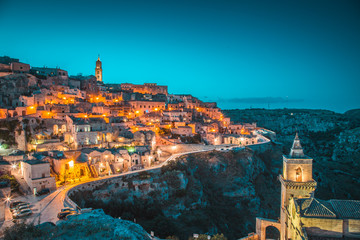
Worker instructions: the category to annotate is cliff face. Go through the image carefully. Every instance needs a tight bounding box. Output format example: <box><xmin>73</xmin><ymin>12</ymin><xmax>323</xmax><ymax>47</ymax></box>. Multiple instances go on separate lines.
<box><xmin>71</xmin><ymin>147</ymin><xmax>283</xmax><ymax>240</ymax></box>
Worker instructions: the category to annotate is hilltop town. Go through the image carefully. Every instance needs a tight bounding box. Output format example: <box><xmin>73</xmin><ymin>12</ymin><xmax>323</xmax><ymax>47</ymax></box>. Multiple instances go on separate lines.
<box><xmin>0</xmin><ymin>55</ymin><xmax>267</xmax><ymax>190</ymax></box>
<box><xmin>0</xmin><ymin>56</ymin><xmax>360</xmax><ymax>240</ymax></box>
<box><xmin>0</xmin><ymin>55</ymin><xmax>271</xmax><ymax>237</ymax></box>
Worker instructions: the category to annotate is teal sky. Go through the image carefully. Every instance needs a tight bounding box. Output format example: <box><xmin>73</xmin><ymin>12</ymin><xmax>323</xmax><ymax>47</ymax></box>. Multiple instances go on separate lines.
<box><xmin>1</xmin><ymin>0</ymin><xmax>360</xmax><ymax>112</ymax></box>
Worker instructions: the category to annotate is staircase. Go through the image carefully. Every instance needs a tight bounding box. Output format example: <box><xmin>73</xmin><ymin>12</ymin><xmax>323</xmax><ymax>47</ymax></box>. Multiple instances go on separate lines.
<box><xmin>109</xmin><ymin>164</ymin><xmax>117</xmax><ymax>174</ymax></box>
<box><xmin>87</xmin><ymin>163</ymin><xmax>98</xmax><ymax>178</ymax></box>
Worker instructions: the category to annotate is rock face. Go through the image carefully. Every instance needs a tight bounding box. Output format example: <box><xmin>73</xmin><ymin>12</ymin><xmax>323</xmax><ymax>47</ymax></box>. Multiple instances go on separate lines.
<box><xmin>70</xmin><ymin>148</ymin><xmax>282</xmax><ymax>240</ymax></box>
<box><xmin>38</xmin><ymin>209</ymin><xmax>152</xmax><ymax>240</ymax></box>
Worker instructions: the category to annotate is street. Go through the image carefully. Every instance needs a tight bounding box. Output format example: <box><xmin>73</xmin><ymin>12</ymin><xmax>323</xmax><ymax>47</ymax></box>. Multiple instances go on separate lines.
<box><xmin>0</xmin><ymin>144</ymin><xmax>233</xmax><ymax>235</ymax></box>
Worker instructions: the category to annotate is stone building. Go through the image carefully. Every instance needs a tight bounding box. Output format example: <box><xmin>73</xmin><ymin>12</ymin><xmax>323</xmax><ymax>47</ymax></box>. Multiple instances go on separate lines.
<box><xmin>128</xmin><ymin>100</ymin><xmax>166</xmax><ymax>116</ymax></box>
<box><xmin>121</xmin><ymin>83</ymin><xmax>168</xmax><ymax>95</ymax></box>
<box><xmin>222</xmin><ymin>134</ymin><xmax>258</xmax><ymax>145</ymax></box>
<box><xmin>171</xmin><ymin>126</ymin><xmax>193</xmax><ymax>136</ymax></box>
<box><xmin>20</xmin><ymin>160</ymin><xmax>56</xmax><ymax>194</ymax></box>
<box><xmin>50</xmin><ymin>151</ymin><xmax>91</xmax><ymax>180</ymax></box>
<box><xmin>251</xmin><ymin>134</ymin><xmax>360</xmax><ymax>240</ymax></box>
<box><xmin>31</xmin><ymin>67</ymin><xmax>68</xmax><ymax>79</ymax></box>
<box><xmin>64</xmin><ymin>116</ymin><xmax>111</xmax><ymax>149</ymax></box>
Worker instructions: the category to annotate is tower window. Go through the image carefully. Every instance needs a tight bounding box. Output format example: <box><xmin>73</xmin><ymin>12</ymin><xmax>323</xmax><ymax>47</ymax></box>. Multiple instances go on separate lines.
<box><xmin>295</xmin><ymin>167</ymin><xmax>302</xmax><ymax>182</ymax></box>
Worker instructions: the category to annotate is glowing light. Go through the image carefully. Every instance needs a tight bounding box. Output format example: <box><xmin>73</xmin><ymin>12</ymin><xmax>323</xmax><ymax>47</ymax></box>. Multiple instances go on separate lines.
<box><xmin>102</xmin><ymin>114</ymin><xmax>106</xmax><ymax>117</ymax></box>
<box><xmin>135</xmin><ymin>111</ymin><xmax>140</xmax><ymax>114</ymax></box>
<box><xmin>11</xmin><ymin>164</ymin><xmax>17</xmax><ymax>169</ymax></box>
<box><xmin>154</xmin><ymin>108</ymin><xmax>158</xmax><ymax>111</ymax></box>
<box><xmin>68</xmin><ymin>160</ymin><xmax>74</xmax><ymax>167</ymax></box>
<box><xmin>29</xmin><ymin>106</ymin><xmax>34</xmax><ymax>110</ymax></box>
<box><xmin>63</xmin><ymin>97</ymin><xmax>66</xmax><ymax>100</ymax></box>
<box><xmin>172</xmin><ymin>145</ymin><xmax>177</xmax><ymax>150</ymax></box>
<box><xmin>4</xmin><ymin>195</ymin><xmax>11</xmax><ymax>203</ymax></box>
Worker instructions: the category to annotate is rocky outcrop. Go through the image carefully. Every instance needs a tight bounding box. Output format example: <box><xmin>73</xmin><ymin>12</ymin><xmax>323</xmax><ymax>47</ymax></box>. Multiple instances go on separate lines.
<box><xmin>42</xmin><ymin>209</ymin><xmax>151</xmax><ymax>240</ymax></box>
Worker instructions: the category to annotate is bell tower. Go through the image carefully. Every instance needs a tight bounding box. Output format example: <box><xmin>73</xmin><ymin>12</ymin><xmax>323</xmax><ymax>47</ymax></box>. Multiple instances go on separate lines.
<box><xmin>95</xmin><ymin>55</ymin><xmax>102</xmax><ymax>82</ymax></box>
<box><xmin>279</xmin><ymin>133</ymin><xmax>317</xmax><ymax>240</ymax></box>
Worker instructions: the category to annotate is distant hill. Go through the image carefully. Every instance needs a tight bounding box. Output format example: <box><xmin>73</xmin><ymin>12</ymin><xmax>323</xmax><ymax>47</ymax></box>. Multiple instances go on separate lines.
<box><xmin>344</xmin><ymin>109</ymin><xmax>360</xmax><ymax>119</ymax></box>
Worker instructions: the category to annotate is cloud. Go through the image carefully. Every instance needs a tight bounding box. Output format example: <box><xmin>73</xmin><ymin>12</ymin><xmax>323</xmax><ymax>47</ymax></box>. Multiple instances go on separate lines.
<box><xmin>217</xmin><ymin>97</ymin><xmax>304</xmax><ymax>104</ymax></box>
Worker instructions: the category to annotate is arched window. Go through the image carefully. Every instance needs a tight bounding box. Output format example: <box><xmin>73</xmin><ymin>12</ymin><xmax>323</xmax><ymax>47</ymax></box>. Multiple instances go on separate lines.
<box><xmin>296</xmin><ymin>167</ymin><xmax>302</xmax><ymax>182</ymax></box>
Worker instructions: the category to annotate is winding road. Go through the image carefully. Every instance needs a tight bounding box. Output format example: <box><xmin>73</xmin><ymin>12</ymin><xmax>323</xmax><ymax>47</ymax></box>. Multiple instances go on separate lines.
<box><xmin>0</xmin><ymin>144</ymin><xmax>232</xmax><ymax>234</ymax></box>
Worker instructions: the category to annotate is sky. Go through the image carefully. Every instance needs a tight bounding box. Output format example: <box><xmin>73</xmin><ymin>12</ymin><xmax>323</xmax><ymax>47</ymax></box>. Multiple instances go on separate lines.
<box><xmin>0</xmin><ymin>0</ymin><xmax>359</xmax><ymax>113</ymax></box>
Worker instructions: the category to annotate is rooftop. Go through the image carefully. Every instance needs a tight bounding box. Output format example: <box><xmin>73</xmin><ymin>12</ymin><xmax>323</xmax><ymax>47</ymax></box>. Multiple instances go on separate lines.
<box><xmin>295</xmin><ymin>198</ymin><xmax>360</xmax><ymax>219</ymax></box>
<box><xmin>23</xmin><ymin>160</ymin><xmax>49</xmax><ymax>165</ymax></box>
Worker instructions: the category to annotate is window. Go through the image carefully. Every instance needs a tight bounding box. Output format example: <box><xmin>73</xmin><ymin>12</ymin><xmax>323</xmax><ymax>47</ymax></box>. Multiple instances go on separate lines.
<box><xmin>295</xmin><ymin>167</ymin><xmax>302</xmax><ymax>182</ymax></box>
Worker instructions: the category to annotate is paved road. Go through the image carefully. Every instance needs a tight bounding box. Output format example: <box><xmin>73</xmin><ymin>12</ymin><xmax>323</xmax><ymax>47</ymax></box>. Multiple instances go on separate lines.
<box><xmin>0</xmin><ymin>145</ymin><xmax>229</xmax><ymax>234</ymax></box>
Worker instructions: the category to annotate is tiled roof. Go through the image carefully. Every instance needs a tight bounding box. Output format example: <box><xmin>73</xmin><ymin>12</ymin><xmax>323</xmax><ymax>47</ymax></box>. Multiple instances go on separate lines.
<box><xmin>330</xmin><ymin>199</ymin><xmax>360</xmax><ymax>219</ymax></box>
<box><xmin>296</xmin><ymin>198</ymin><xmax>360</xmax><ymax>219</ymax></box>
<box><xmin>297</xmin><ymin>198</ymin><xmax>336</xmax><ymax>218</ymax></box>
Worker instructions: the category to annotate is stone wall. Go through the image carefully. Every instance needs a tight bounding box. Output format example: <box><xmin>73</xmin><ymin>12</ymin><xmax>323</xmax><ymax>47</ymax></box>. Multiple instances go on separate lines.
<box><xmin>247</xmin><ymin>136</ymin><xmax>271</xmax><ymax>153</ymax></box>
<box><xmin>302</xmin><ymin>217</ymin><xmax>343</xmax><ymax>238</ymax></box>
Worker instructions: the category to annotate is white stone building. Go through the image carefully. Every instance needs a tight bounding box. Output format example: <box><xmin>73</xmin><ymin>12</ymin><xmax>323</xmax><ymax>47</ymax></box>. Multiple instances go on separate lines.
<box><xmin>20</xmin><ymin>160</ymin><xmax>56</xmax><ymax>194</ymax></box>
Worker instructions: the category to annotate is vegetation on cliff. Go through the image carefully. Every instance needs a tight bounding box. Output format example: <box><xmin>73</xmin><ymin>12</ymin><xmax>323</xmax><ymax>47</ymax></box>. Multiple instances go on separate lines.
<box><xmin>224</xmin><ymin>108</ymin><xmax>360</xmax><ymax>200</ymax></box>
<box><xmin>71</xmin><ymin>147</ymin><xmax>283</xmax><ymax>240</ymax></box>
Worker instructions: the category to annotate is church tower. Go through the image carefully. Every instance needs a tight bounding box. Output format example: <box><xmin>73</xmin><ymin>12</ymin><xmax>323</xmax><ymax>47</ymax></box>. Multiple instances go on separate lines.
<box><xmin>279</xmin><ymin>133</ymin><xmax>317</xmax><ymax>240</ymax></box>
<box><xmin>95</xmin><ymin>55</ymin><xmax>102</xmax><ymax>82</ymax></box>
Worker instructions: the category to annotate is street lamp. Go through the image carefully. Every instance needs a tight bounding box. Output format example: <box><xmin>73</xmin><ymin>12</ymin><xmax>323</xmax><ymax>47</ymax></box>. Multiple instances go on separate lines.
<box><xmin>4</xmin><ymin>194</ymin><xmax>11</xmax><ymax>204</ymax></box>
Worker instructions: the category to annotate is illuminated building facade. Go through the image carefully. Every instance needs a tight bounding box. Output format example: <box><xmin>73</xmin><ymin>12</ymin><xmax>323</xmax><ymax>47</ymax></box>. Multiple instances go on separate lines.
<box><xmin>95</xmin><ymin>56</ymin><xmax>102</xmax><ymax>82</ymax></box>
